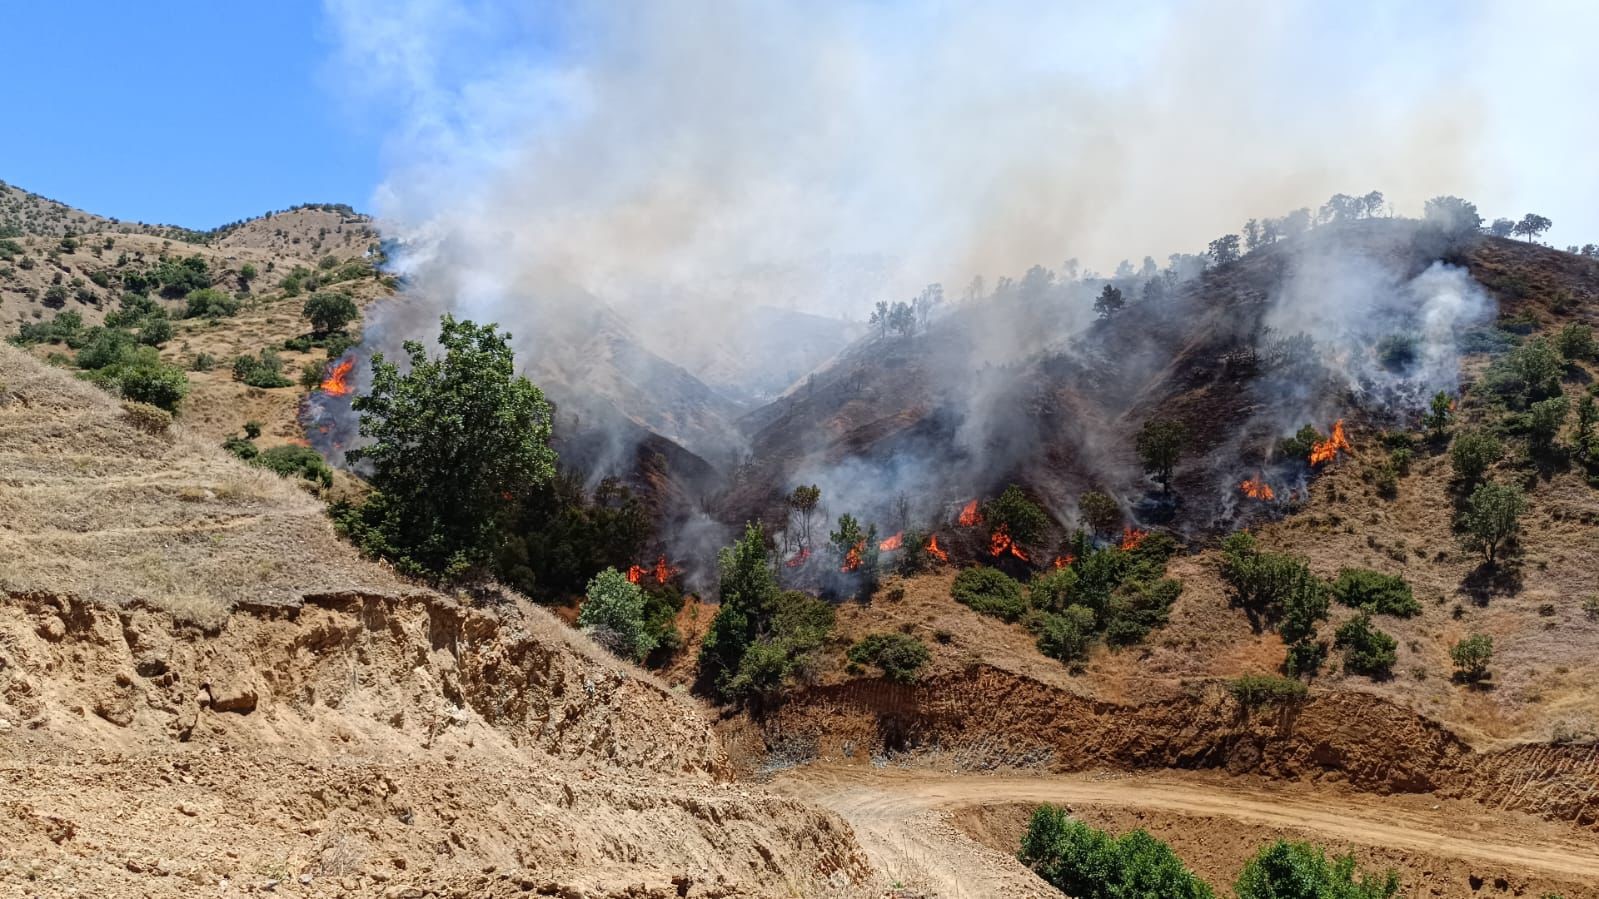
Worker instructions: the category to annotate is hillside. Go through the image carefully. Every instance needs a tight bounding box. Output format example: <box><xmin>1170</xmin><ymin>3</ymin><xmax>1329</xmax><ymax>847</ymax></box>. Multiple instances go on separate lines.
<box><xmin>0</xmin><ymin>342</ymin><xmax>877</xmax><ymax>898</ymax></box>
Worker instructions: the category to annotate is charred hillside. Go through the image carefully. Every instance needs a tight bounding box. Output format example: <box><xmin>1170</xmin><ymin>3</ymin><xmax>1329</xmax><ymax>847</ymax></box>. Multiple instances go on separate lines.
<box><xmin>719</xmin><ymin>219</ymin><xmax>1598</xmax><ymax>544</ymax></box>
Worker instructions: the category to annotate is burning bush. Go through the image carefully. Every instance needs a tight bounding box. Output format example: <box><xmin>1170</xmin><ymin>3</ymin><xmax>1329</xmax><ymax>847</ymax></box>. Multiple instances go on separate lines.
<box><xmin>497</xmin><ymin>475</ymin><xmax>652</xmax><ymax>602</ymax></box>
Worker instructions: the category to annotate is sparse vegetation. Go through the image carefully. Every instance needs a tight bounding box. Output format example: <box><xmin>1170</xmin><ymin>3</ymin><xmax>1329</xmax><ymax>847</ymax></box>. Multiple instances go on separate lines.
<box><xmin>1219</xmin><ymin>532</ymin><xmax>1329</xmax><ymax>676</ymax></box>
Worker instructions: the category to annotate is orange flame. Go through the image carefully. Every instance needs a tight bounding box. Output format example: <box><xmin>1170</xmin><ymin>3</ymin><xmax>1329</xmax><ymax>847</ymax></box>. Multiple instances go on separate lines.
<box><xmin>879</xmin><ymin>532</ymin><xmax>904</xmax><ymax>552</ymax></box>
<box><xmin>1052</xmin><ymin>554</ymin><xmax>1075</xmax><ymax>570</ymax></box>
<box><xmin>1119</xmin><ymin>527</ymin><xmax>1149</xmax><ymax>551</ymax></box>
<box><xmin>1309</xmin><ymin>419</ymin><xmax>1351</xmax><ymax>466</ymax></box>
<box><xmin>320</xmin><ymin>357</ymin><xmax>355</xmax><ymax>397</ymax></box>
<box><xmin>840</xmin><ymin>539</ymin><xmax>866</xmax><ymax>573</ymax></box>
<box><xmin>785</xmin><ymin>546</ymin><xmax>811</xmax><ymax>568</ymax></box>
<box><xmin>1239</xmin><ymin>477</ymin><xmax>1275</xmax><ymax>501</ymax></box>
<box><xmin>957</xmin><ymin>499</ymin><xmax>981</xmax><ymax>527</ymax></box>
<box><xmin>925</xmin><ymin>535</ymin><xmax>949</xmax><ymax>563</ymax></box>
<box><xmin>627</xmin><ymin>556</ymin><xmax>677</xmax><ymax>585</ymax></box>
<box><xmin>989</xmin><ymin>525</ymin><xmax>1031</xmax><ymax>562</ymax></box>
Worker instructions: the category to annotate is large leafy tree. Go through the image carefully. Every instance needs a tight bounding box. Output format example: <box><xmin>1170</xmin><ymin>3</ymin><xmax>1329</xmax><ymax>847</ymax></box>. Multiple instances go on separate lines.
<box><xmin>579</xmin><ymin>567</ymin><xmax>656</xmax><ymax>662</ymax></box>
<box><xmin>1136</xmin><ymin>418</ymin><xmax>1188</xmax><ymax>493</ymax></box>
<box><xmin>303</xmin><ymin>291</ymin><xmax>359</xmax><ymax>335</ymax></box>
<box><xmin>343</xmin><ymin>315</ymin><xmax>556</xmax><ymax>579</ymax></box>
<box><xmin>1459</xmin><ymin>482</ymin><xmax>1525</xmax><ymax>566</ymax></box>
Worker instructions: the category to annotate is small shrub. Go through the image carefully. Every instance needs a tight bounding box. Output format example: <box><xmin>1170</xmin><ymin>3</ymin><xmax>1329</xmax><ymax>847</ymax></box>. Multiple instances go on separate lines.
<box><xmin>1330</xmin><ymin>569</ymin><xmax>1419</xmax><ymax>617</ymax></box>
<box><xmin>1556</xmin><ymin>322</ymin><xmax>1595</xmax><ymax>362</ymax></box>
<box><xmin>243</xmin><ymin>420</ymin><xmax>263</xmax><ymax>439</ymax></box>
<box><xmin>1450</xmin><ymin>430</ymin><xmax>1502</xmax><ymax>485</ymax></box>
<box><xmin>253</xmin><ymin>445</ymin><xmax>334</xmax><ymax>488</ymax></box>
<box><xmin>120</xmin><ymin>401</ymin><xmax>172</xmax><ymax>435</ymax></box>
<box><xmin>846</xmin><ymin>633</ymin><xmax>931</xmax><ymax>683</ymax></box>
<box><xmin>1450</xmin><ymin>633</ymin><xmax>1493</xmax><ymax>682</ymax></box>
<box><xmin>183</xmin><ymin>287</ymin><xmax>240</xmax><ymax>318</ymax></box>
<box><xmin>951</xmin><ymin>566</ymin><xmax>1026</xmax><ymax>622</ymax></box>
<box><xmin>1035</xmin><ymin>605</ymin><xmax>1096</xmax><ymax>665</ymax></box>
<box><xmin>231</xmin><ymin>349</ymin><xmax>293</xmax><ymax>388</ymax></box>
<box><xmin>1228</xmin><ymin>674</ymin><xmax>1307</xmax><ymax>706</ymax></box>
<box><xmin>1334</xmin><ymin>613</ymin><xmax>1397</xmax><ymax>678</ymax></box>
<box><xmin>1284</xmin><ymin>639</ymin><xmax>1327</xmax><ymax>678</ymax></box>
<box><xmin>115</xmin><ymin>359</ymin><xmax>190</xmax><ymax>411</ymax></box>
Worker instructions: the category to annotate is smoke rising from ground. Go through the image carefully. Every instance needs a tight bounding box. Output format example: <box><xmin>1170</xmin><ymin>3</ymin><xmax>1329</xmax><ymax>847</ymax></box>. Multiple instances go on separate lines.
<box><xmin>318</xmin><ymin>0</ymin><xmax>1576</xmax><ymax>563</ymax></box>
<box><xmin>321</xmin><ymin>1</ymin><xmax>1568</xmax><ymax>378</ymax></box>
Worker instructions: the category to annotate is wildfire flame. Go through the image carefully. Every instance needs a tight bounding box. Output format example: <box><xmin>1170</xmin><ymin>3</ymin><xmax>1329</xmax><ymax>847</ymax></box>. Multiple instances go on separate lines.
<box><xmin>988</xmin><ymin>524</ymin><xmax>1031</xmax><ymax>562</ymax></box>
<box><xmin>957</xmin><ymin>499</ymin><xmax>981</xmax><ymax>527</ymax></box>
<box><xmin>1119</xmin><ymin>527</ymin><xmax>1149</xmax><ymax>551</ymax></box>
<box><xmin>878</xmin><ymin>532</ymin><xmax>904</xmax><ymax>552</ymax></box>
<box><xmin>1239</xmin><ymin>477</ymin><xmax>1276</xmax><ymax>501</ymax></box>
<box><xmin>320</xmin><ymin>357</ymin><xmax>355</xmax><ymax>397</ymax></box>
<box><xmin>925</xmin><ymin>535</ymin><xmax>949</xmax><ymax>563</ymax></box>
<box><xmin>1052</xmin><ymin>554</ymin><xmax>1075</xmax><ymax>570</ymax></box>
<box><xmin>1309</xmin><ymin>419</ymin><xmax>1351</xmax><ymax>466</ymax></box>
<box><xmin>840</xmin><ymin>539</ymin><xmax>865</xmax><ymax>573</ymax></box>
<box><xmin>627</xmin><ymin>556</ymin><xmax>677</xmax><ymax>585</ymax></box>
<box><xmin>785</xmin><ymin>546</ymin><xmax>811</xmax><ymax>568</ymax></box>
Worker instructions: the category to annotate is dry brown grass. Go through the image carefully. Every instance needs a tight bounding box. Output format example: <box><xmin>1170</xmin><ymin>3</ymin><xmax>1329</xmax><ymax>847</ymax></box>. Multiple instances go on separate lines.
<box><xmin>0</xmin><ymin>343</ymin><xmax>405</xmax><ymax>621</ymax></box>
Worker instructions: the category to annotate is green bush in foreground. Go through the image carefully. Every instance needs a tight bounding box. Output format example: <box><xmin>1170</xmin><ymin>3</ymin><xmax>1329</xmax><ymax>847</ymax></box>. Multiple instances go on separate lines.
<box><xmin>1334</xmin><ymin>613</ymin><xmax>1397</xmax><ymax>678</ymax></box>
<box><xmin>1235</xmin><ymin>840</ymin><xmax>1398</xmax><ymax>899</ymax></box>
<box><xmin>253</xmin><ymin>445</ymin><xmax>334</xmax><ymax>488</ymax></box>
<box><xmin>846</xmin><ymin>632</ymin><xmax>930</xmax><ymax>683</ymax></box>
<box><xmin>1020</xmin><ymin>805</ymin><xmax>1214</xmax><ymax>899</ymax></box>
<box><xmin>579</xmin><ymin>567</ymin><xmax>656</xmax><ymax>662</ymax></box>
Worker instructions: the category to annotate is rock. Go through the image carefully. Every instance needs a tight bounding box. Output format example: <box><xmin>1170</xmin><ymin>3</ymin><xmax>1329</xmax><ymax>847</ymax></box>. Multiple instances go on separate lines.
<box><xmin>207</xmin><ymin>682</ymin><xmax>258</xmax><ymax>715</ymax></box>
<box><xmin>135</xmin><ymin>656</ymin><xmax>168</xmax><ymax>678</ymax></box>
<box><xmin>35</xmin><ymin>617</ymin><xmax>66</xmax><ymax>642</ymax></box>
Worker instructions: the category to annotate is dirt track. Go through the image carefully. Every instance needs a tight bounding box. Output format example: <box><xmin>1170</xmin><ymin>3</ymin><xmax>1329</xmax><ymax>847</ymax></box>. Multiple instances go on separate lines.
<box><xmin>774</xmin><ymin>766</ymin><xmax>1599</xmax><ymax>898</ymax></box>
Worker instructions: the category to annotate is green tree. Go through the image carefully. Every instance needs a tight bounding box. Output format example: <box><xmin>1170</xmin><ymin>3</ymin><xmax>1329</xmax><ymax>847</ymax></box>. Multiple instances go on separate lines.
<box><xmin>340</xmin><ymin>316</ymin><xmax>556</xmax><ymax>579</ymax></box>
<box><xmin>1575</xmin><ymin>394</ymin><xmax>1597</xmax><ymax>461</ymax></box>
<box><xmin>1512</xmin><ymin>213</ymin><xmax>1552</xmax><ymax>242</ymax></box>
<box><xmin>1207</xmin><ymin>234</ymin><xmax>1241</xmax><ymax>265</ymax></box>
<box><xmin>847</xmin><ymin>633</ymin><xmax>930</xmax><ymax>683</ymax></box>
<box><xmin>1330</xmin><ymin>568</ymin><xmax>1419</xmax><ymax>617</ymax></box>
<box><xmin>1528</xmin><ymin>395</ymin><xmax>1569</xmax><ymax>454</ymax></box>
<box><xmin>1450</xmin><ymin>633</ymin><xmax>1493</xmax><ymax>682</ymax></box>
<box><xmin>115</xmin><ymin>358</ymin><xmax>190</xmax><ymax>411</ymax></box>
<box><xmin>136</xmin><ymin>315</ymin><xmax>173</xmax><ymax>348</ymax></box>
<box><xmin>183</xmin><ymin>287</ymin><xmax>240</xmax><ymax>318</ymax></box>
<box><xmin>1020</xmin><ymin>805</ymin><xmax>1214</xmax><ymax>899</ymax></box>
<box><xmin>579</xmin><ymin>567</ymin><xmax>656</xmax><ymax>662</ymax></box>
<box><xmin>699</xmin><ymin>524</ymin><xmax>780</xmax><ymax>697</ymax></box>
<box><xmin>1136</xmin><ymin>418</ymin><xmax>1187</xmax><ymax>493</ymax></box>
<box><xmin>828</xmin><ymin>513</ymin><xmax>879</xmax><ymax>575</ymax></box>
<box><xmin>1078</xmin><ymin>490</ymin><xmax>1121</xmax><ymax>535</ymax></box>
<box><xmin>1556</xmin><ymin>323</ymin><xmax>1595</xmax><ymax>362</ymax></box>
<box><xmin>786</xmin><ymin>484</ymin><xmax>821</xmax><ymax>550</ymax></box>
<box><xmin>983</xmin><ymin>484</ymin><xmax>1049</xmax><ymax>546</ymax></box>
<box><xmin>1449</xmin><ymin>430</ymin><xmax>1501</xmax><ymax>485</ymax></box>
<box><xmin>1335</xmin><ymin>613</ymin><xmax>1397</xmax><ymax>678</ymax></box>
<box><xmin>303</xmin><ymin>291</ymin><xmax>359</xmax><ymax>335</ymax></box>
<box><xmin>1512</xmin><ymin>337</ymin><xmax>1564</xmax><ymax>400</ymax></box>
<box><xmin>1094</xmin><ymin>284</ymin><xmax>1125</xmax><ymax>319</ymax></box>
<box><xmin>951</xmin><ymin>566</ymin><xmax>1026</xmax><ymax>621</ymax></box>
<box><xmin>1422</xmin><ymin>391</ymin><xmax>1453</xmax><ymax>439</ymax></box>
<box><xmin>1235</xmin><ymin>840</ymin><xmax>1399</xmax><ymax>899</ymax></box>
<box><xmin>1036</xmin><ymin>605</ymin><xmax>1097</xmax><ymax>665</ymax></box>
<box><xmin>1422</xmin><ymin>196</ymin><xmax>1482</xmax><ymax>235</ymax></box>
<box><xmin>1460</xmin><ymin>482</ymin><xmax>1525</xmax><ymax>566</ymax></box>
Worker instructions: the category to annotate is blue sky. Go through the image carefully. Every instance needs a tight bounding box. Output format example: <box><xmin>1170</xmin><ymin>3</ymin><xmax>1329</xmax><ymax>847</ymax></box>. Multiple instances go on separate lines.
<box><xmin>0</xmin><ymin>2</ymin><xmax>379</xmax><ymax>228</ymax></box>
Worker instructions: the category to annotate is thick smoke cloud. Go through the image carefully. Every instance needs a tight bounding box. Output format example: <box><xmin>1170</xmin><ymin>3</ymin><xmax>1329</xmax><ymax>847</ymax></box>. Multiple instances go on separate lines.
<box><xmin>317</xmin><ymin>0</ymin><xmax>1587</xmax><ymax>562</ymax></box>
<box><xmin>319</xmin><ymin>1</ymin><xmax>1574</xmax><ymax>377</ymax></box>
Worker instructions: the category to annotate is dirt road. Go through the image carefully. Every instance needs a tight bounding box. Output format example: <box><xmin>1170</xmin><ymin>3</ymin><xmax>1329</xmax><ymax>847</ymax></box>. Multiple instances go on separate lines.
<box><xmin>773</xmin><ymin>766</ymin><xmax>1599</xmax><ymax>898</ymax></box>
